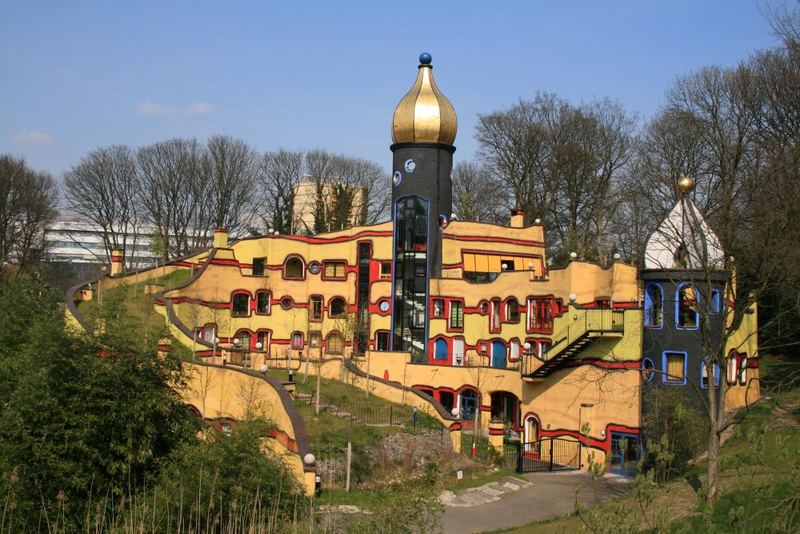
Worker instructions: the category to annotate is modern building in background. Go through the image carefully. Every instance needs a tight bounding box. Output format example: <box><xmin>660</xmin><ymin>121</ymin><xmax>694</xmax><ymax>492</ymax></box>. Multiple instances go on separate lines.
<box><xmin>44</xmin><ymin>218</ymin><xmax>160</xmax><ymax>267</ymax></box>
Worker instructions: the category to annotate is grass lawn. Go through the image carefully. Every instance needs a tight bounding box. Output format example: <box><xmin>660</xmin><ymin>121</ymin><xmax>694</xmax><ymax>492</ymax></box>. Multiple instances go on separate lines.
<box><xmin>496</xmin><ymin>354</ymin><xmax>800</xmax><ymax>533</ymax></box>
<box><xmin>266</xmin><ymin>367</ymin><xmax>442</xmax><ymax>455</ymax></box>
<box><xmin>77</xmin><ymin>269</ymin><xmax>193</xmax><ymax>348</ymax></box>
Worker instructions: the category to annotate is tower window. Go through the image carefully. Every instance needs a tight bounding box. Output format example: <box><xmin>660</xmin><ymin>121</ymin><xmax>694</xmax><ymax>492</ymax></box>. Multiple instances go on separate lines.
<box><xmin>662</xmin><ymin>351</ymin><xmax>687</xmax><ymax>385</ymax></box>
<box><xmin>710</xmin><ymin>289</ymin><xmax>722</xmax><ymax>314</ymax></box>
<box><xmin>644</xmin><ymin>283</ymin><xmax>663</xmax><ymax>328</ymax></box>
<box><xmin>676</xmin><ymin>284</ymin><xmax>699</xmax><ymax>329</ymax></box>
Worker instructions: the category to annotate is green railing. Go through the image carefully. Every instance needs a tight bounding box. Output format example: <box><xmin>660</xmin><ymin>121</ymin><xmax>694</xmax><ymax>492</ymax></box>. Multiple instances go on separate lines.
<box><xmin>521</xmin><ymin>309</ymin><xmax>625</xmax><ymax>376</ymax></box>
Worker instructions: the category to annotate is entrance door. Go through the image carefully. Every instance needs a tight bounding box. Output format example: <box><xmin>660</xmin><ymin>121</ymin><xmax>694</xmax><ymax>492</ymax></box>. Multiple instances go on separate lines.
<box><xmin>491</xmin><ymin>341</ymin><xmax>507</xmax><ymax>368</ymax></box>
<box><xmin>609</xmin><ymin>432</ymin><xmax>640</xmax><ymax>476</ymax></box>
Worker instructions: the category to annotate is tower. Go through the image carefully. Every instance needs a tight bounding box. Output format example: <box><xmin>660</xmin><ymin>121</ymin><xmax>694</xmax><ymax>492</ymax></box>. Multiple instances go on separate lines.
<box><xmin>390</xmin><ymin>52</ymin><xmax>458</xmax><ymax>358</ymax></box>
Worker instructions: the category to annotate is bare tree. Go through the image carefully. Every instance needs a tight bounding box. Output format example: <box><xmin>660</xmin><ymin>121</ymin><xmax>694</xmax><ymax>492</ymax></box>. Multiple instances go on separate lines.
<box><xmin>0</xmin><ymin>155</ymin><xmax>58</xmax><ymax>273</ymax></box>
<box><xmin>451</xmin><ymin>161</ymin><xmax>504</xmax><ymax>223</ymax></box>
<box><xmin>205</xmin><ymin>135</ymin><xmax>258</xmax><ymax>238</ymax></box>
<box><xmin>138</xmin><ymin>138</ymin><xmax>210</xmax><ymax>259</ymax></box>
<box><xmin>259</xmin><ymin>149</ymin><xmax>304</xmax><ymax>234</ymax></box>
<box><xmin>63</xmin><ymin>145</ymin><xmax>143</xmax><ymax>267</ymax></box>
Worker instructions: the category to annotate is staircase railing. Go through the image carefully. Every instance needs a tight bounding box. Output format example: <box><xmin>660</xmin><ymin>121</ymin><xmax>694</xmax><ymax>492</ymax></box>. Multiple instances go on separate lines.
<box><xmin>521</xmin><ymin>309</ymin><xmax>624</xmax><ymax>377</ymax></box>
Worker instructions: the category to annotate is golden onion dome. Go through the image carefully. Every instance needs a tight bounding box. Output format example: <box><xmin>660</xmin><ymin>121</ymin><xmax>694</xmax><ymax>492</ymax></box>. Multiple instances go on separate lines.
<box><xmin>392</xmin><ymin>52</ymin><xmax>458</xmax><ymax>146</ymax></box>
<box><xmin>678</xmin><ymin>175</ymin><xmax>696</xmax><ymax>195</ymax></box>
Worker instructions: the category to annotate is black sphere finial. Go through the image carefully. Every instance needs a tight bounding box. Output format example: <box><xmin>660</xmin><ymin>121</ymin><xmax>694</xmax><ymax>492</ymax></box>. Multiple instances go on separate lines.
<box><xmin>419</xmin><ymin>52</ymin><xmax>432</xmax><ymax>65</ymax></box>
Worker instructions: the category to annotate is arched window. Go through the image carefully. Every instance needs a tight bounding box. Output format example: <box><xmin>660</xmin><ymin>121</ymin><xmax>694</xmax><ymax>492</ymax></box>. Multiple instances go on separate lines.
<box><xmin>701</xmin><ymin>362</ymin><xmax>720</xmax><ymax>389</ymax></box>
<box><xmin>642</xmin><ymin>358</ymin><xmax>655</xmax><ymax>383</ymax></box>
<box><xmin>727</xmin><ymin>351</ymin><xmax>738</xmax><ymax>384</ymax></box>
<box><xmin>434</xmin><ymin>338</ymin><xmax>448</xmax><ymax>360</ymax></box>
<box><xmin>234</xmin><ymin>330</ymin><xmax>251</xmax><ymax>349</ymax></box>
<box><xmin>231</xmin><ymin>292</ymin><xmax>250</xmax><ymax>317</ymax></box>
<box><xmin>676</xmin><ymin>283</ymin><xmax>699</xmax><ymax>329</ymax></box>
<box><xmin>506</xmin><ymin>298</ymin><xmax>520</xmax><ymax>322</ymax></box>
<box><xmin>459</xmin><ymin>389</ymin><xmax>478</xmax><ymax>421</ymax></box>
<box><xmin>509</xmin><ymin>339</ymin><xmax>521</xmax><ymax>361</ymax></box>
<box><xmin>284</xmin><ymin>256</ymin><xmax>305</xmax><ymax>279</ymax></box>
<box><xmin>326</xmin><ymin>331</ymin><xmax>344</xmax><ymax>355</ymax></box>
<box><xmin>329</xmin><ymin>297</ymin><xmax>346</xmax><ymax>317</ymax></box>
<box><xmin>643</xmin><ymin>283</ymin><xmax>663</xmax><ymax>328</ymax></box>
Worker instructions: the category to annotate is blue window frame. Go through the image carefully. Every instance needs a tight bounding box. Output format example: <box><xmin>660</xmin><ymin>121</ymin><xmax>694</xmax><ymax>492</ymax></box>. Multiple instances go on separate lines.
<box><xmin>644</xmin><ymin>283</ymin><xmax>663</xmax><ymax>328</ymax></box>
<box><xmin>434</xmin><ymin>338</ymin><xmax>448</xmax><ymax>360</ymax></box>
<box><xmin>662</xmin><ymin>351</ymin><xmax>688</xmax><ymax>385</ymax></box>
<box><xmin>710</xmin><ymin>289</ymin><xmax>722</xmax><ymax>314</ymax></box>
<box><xmin>700</xmin><ymin>362</ymin><xmax>721</xmax><ymax>388</ymax></box>
<box><xmin>642</xmin><ymin>357</ymin><xmax>655</xmax><ymax>383</ymax></box>
<box><xmin>675</xmin><ymin>283</ymin><xmax>699</xmax><ymax>330</ymax></box>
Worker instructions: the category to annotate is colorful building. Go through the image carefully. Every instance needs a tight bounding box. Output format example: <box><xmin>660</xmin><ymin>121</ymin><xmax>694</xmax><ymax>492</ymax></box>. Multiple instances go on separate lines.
<box><xmin>68</xmin><ymin>53</ymin><xmax>760</xmax><ymax>480</ymax></box>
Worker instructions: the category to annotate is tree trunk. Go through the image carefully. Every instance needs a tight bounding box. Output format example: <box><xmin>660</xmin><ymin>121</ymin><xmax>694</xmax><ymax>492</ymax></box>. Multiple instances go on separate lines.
<box><xmin>707</xmin><ymin>423</ymin><xmax>721</xmax><ymax>503</ymax></box>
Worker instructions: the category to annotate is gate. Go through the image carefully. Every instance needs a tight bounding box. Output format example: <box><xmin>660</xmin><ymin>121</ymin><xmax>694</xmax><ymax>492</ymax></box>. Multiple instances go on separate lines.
<box><xmin>504</xmin><ymin>437</ymin><xmax>582</xmax><ymax>473</ymax></box>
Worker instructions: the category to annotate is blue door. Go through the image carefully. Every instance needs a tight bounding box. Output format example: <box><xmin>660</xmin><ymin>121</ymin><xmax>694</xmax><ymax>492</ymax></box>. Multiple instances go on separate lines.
<box><xmin>491</xmin><ymin>341</ymin><xmax>506</xmax><ymax>368</ymax></box>
<box><xmin>609</xmin><ymin>432</ymin><xmax>640</xmax><ymax>476</ymax></box>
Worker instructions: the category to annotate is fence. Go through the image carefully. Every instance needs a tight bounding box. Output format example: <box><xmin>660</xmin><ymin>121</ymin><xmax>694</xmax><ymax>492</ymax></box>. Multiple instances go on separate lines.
<box><xmin>502</xmin><ymin>437</ymin><xmax>582</xmax><ymax>472</ymax></box>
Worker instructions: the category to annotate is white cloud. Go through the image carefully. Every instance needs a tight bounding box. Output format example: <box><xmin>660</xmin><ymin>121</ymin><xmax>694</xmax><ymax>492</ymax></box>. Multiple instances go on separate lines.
<box><xmin>136</xmin><ymin>100</ymin><xmax>179</xmax><ymax>116</ymax></box>
<box><xmin>10</xmin><ymin>129</ymin><xmax>55</xmax><ymax>146</ymax></box>
<box><xmin>187</xmin><ymin>101</ymin><xmax>214</xmax><ymax>114</ymax></box>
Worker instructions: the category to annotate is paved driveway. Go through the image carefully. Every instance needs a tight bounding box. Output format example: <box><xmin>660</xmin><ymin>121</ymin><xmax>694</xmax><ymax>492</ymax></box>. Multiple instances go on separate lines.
<box><xmin>442</xmin><ymin>472</ymin><xmax>630</xmax><ymax>534</ymax></box>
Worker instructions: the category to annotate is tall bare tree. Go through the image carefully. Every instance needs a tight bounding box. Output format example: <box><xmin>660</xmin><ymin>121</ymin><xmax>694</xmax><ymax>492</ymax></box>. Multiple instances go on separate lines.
<box><xmin>63</xmin><ymin>145</ymin><xmax>143</xmax><ymax>267</ymax></box>
<box><xmin>0</xmin><ymin>155</ymin><xmax>58</xmax><ymax>273</ymax></box>
<box><xmin>259</xmin><ymin>149</ymin><xmax>304</xmax><ymax>235</ymax></box>
<box><xmin>138</xmin><ymin>138</ymin><xmax>210</xmax><ymax>259</ymax></box>
<box><xmin>205</xmin><ymin>135</ymin><xmax>258</xmax><ymax>238</ymax></box>
<box><xmin>451</xmin><ymin>161</ymin><xmax>504</xmax><ymax>223</ymax></box>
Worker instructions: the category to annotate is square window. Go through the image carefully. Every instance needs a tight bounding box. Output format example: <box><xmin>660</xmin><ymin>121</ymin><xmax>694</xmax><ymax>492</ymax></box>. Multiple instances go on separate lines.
<box><xmin>449</xmin><ymin>301</ymin><xmax>464</xmax><ymax>329</ymax></box>
<box><xmin>310</xmin><ymin>296</ymin><xmax>323</xmax><ymax>321</ymax></box>
<box><xmin>231</xmin><ymin>293</ymin><xmax>249</xmax><ymax>317</ymax></box>
<box><xmin>256</xmin><ymin>291</ymin><xmax>270</xmax><ymax>314</ymax></box>
<box><xmin>323</xmin><ymin>261</ymin><xmax>346</xmax><ymax>279</ymax></box>
<box><xmin>433</xmin><ymin>298</ymin><xmax>445</xmax><ymax>318</ymax></box>
<box><xmin>376</xmin><ymin>331</ymin><xmax>390</xmax><ymax>351</ymax></box>
<box><xmin>380</xmin><ymin>261</ymin><xmax>392</xmax><ymax>278</ymax></box>
<box><xmin>663</xmin><ymin>352</ymin><xmax>686</xmax><ymax>385</ymax></box>
<box><xmin>309</xmin><ymin>331</ymin><xmax>321</xmax><ymax>349</ymax></box>
<box><xmin>252</xmin><ymin>257</ymin><xmax>266</xmax><ymax>276</ymax></box>
<box><xmin>291</xmin><ymin>332</ymin><xmax>304</xmax><ymax>350</ymax></box>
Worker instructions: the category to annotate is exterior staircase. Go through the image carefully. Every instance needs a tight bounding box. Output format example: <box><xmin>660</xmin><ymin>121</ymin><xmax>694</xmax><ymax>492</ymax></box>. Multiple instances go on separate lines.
<box><xmin>521</xmin><ymin>309</ymin><xmax>625</xmax><ymax>380</ymax></box>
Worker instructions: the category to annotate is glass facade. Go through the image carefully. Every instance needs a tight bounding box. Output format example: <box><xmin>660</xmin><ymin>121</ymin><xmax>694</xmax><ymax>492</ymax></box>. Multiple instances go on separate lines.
<box><xmin>393</xmin><ymin>196</ymin><xmax>429</xmax><ymax>359</ymax></box>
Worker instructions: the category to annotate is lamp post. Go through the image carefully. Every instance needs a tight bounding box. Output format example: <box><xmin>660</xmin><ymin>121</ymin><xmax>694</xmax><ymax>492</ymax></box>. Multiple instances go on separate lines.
<box><xmin>254</xmin><ymin>341</ymin><xmax>263</xmax><ymax>369</ymax></box>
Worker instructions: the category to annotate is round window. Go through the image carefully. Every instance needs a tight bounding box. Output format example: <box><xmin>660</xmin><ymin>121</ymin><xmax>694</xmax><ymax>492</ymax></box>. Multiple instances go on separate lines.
<box><xmin>281</xmin><ymin>297</ymin><xmax>293</xmax><ymax>310</ymax></box>
<box><xmin>479</xmin><ymin>302</ymin><xmax>488</xmax><ymax>314</ymax></box>
<box><xmin>392</xmin><ymin>171</ymin><xmax>402</xmax><ymax>186</ymax></box>
<box><xmin>379</xmin><ymin>300</ymin><xmax>390</xmax><ymax>313</ymax></box>
<box><xmin>404</xmin><ymin>159</ymin><xmax>416</xmax><ymax>173</ymax></box>
<box><xmin>308</xmin><ymin>262</ymin><xmax>321</xmax><ymax>275</ymax></box>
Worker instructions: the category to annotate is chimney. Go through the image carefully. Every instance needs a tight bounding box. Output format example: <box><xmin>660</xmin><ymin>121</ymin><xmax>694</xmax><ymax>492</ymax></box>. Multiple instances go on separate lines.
<box><xmin>213</xmin><ymin>227</ymin><xmax>229</xmax><ymax>248</ymax></box>
<box><xmin>510</xmin><ymin>208</ymin><xmax>524</xmax><ymax>228</ymax></box>
<box><xmin>110</xmin><ymin>249</ymin><xmax>124</xmax><ymax>277</ymax></box>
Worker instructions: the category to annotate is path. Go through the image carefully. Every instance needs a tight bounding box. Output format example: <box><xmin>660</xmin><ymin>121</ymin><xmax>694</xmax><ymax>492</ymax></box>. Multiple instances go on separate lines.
<box><xmin>442</xmin><ymin>472</ymin><xmax>630</xmax><ymax>533</ymax></box>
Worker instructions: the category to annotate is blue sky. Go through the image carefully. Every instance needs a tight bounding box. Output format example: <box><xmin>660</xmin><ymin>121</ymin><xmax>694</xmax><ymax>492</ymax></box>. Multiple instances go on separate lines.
<box><xmin>0</xmin><ymin>1</ymin><xmax>780</xmax><ymax>177</ymax></box>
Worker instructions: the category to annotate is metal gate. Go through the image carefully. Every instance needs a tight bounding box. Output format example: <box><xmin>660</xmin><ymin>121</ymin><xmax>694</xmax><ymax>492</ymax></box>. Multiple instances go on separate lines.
<box><xmin>504</xmin><ymin>437</ymin><xmax>582</xmax><ymax>473</ymax></box>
